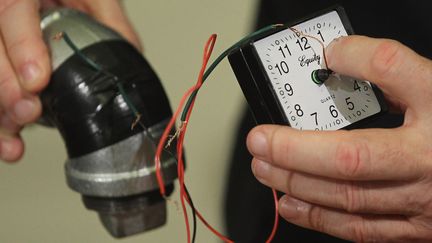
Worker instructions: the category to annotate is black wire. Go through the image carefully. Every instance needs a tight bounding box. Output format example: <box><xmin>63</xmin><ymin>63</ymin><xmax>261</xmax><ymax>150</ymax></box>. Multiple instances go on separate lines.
<box><xmin>184</xmin><ymin>185</ymin><xmax>197</xmax><ymax>243</ymax></box>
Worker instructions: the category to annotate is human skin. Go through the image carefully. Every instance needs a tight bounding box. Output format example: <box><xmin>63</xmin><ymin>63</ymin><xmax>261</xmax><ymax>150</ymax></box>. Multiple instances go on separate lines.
<box><xmin>247</xmin><ymin>36</ymin><xmax>432</xmax><ymax>242</ymax></box>
<box><xmin>0</xmin><ymin>0</ymin><xmax>140</xmax><ymax>162</ymax></box>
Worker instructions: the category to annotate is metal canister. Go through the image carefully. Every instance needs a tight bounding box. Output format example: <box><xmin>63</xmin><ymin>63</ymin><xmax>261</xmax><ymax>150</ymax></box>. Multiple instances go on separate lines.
<box><xmin>40</xmin><ymin>8</ymin><xmax>178</xmax><ymax>238</ymax></box>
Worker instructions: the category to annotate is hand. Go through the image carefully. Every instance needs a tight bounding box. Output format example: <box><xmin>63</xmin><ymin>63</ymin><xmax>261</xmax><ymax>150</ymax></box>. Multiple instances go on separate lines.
<box><xmin>247</xmin><ymin>36</ymin><xmax>432</xmax><ymax>242</ymax></box>
<box><xmin>0</xmin><ymin>0</ymin><xmax>141</xmax><ymax>162</ymax></box>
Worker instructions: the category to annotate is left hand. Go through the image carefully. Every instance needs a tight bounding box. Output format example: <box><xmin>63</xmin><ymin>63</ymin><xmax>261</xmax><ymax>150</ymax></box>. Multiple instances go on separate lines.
<box><xmin>0</xmin><ymin>0</ymin><xmax>141</xmax><ymax>162</ymax></box>
<box><xmin>247</xmin><ymin>36</ymin><xmax>432</xmax><ymax>242</ymax></box>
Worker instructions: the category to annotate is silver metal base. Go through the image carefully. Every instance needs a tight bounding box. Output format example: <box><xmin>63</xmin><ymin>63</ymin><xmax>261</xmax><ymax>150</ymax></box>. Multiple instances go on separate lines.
<box><xmin>41</xmin><ymin>8</ymin><xmax>123</xmax><ymax>70</ymax></box>
<box><xmin>98</xmin><ymin>199</ymin><xmax>167</xmax><ymax>238</ymax></box>
<box><xmin>65</xmin><ymin>120</ymin><xmax>177</xmax><ymax>197</ymax></box>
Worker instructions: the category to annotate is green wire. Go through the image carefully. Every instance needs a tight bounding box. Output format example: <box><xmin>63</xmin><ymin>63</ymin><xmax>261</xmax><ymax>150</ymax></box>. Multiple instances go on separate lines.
<box><xmin>61</xmin><ymin>32</ymin><xmax>141</xmax><ymax>119</ymax></box>
<box><xmin>180</xmin><ymin>24</ymin><xmax>284</xmax><ymax>121</ymax></box>
<box><xmin>115</xmin><ymin>79</ymin><xmax>141</xmax><ymax>116</ymax></box>
<box><xmin>62</xmin><ymin>32</ymin><xmax>102</xmax><ymax>70</ymax></box>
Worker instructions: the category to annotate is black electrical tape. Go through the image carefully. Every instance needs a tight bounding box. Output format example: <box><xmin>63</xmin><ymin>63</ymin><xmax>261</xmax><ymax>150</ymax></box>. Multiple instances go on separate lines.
<box><xmin>41</xmin><ymin>40</ymin><xmax>173</xmax><ymax>158</ymax></box>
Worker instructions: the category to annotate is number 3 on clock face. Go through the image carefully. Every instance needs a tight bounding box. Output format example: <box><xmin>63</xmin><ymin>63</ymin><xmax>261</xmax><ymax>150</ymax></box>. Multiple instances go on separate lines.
<box><xmin>229</xmin><ymin>6</ymin><xmax>387</xmax><ymax>131</ymax></box>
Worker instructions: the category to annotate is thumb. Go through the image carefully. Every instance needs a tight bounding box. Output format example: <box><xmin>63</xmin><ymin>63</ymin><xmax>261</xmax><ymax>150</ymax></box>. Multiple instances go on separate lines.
<box><xmin>325</xmin><ymin>35</ymin><xmax>432</xmax><ymax>113</ymax></box>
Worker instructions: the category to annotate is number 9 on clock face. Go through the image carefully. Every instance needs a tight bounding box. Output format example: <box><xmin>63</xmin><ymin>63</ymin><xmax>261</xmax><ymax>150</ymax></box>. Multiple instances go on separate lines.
<box><xmin>229</xmin><ymin>6</ymin><xmax>387</xmax><ymax>131</ymax></box>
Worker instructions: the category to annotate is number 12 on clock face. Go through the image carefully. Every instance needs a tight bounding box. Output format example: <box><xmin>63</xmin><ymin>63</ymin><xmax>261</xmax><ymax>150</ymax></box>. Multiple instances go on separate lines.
<box><xmin>228</xmin><ymin>6</ymin><xmax>387</xmax><ymax>131</ymax></box>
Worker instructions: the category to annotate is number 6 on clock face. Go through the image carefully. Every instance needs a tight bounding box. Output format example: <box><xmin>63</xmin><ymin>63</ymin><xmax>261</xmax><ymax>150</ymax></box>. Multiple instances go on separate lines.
<box><xmin>228</xmin><ymin>6</ymin><xmax>387</xmax><ymax>130</ymax></box>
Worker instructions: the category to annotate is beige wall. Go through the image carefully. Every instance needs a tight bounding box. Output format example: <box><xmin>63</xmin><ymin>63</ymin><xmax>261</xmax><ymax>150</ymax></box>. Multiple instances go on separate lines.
<box><xmin>0</xmin><ymin>0</ymin><xmax>258</xmax><ymax>242</ymax></box>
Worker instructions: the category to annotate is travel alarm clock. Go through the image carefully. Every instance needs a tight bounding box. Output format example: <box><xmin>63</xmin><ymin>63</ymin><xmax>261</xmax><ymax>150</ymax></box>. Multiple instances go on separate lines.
<box><xmin>228</xmin><ymin>6</ymin><xmax>387</xmax><ymax>130</ymax></box>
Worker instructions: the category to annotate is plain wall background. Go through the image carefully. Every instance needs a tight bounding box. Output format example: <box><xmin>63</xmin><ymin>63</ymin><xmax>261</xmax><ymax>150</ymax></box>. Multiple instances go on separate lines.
<box><xmin>0</xmin><ymin>1</ymin><xmax>258</xmax><ymax>242</ymax></box>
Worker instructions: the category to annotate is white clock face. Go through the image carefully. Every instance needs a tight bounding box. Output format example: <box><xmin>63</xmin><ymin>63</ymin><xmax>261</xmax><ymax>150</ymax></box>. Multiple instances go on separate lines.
<box><xmin>253</xmin><ymin>11</ymin><xmax>382</xmax><ymax>130</ymax></box>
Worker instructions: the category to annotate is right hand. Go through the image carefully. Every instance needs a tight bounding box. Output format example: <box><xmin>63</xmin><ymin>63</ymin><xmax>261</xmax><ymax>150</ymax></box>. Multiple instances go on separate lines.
<box><xmin>0</xmin><ymin>0</ymin><xmax>141</xmax><ymax>162</ymax></box>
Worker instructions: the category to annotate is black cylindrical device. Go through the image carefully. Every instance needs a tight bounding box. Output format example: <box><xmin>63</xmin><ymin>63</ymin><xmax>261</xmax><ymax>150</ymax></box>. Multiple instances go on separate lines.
<box><xmin>40</xmin><ymin>8</ymin><xmax>178</xmax><ymax>238</ymax></box>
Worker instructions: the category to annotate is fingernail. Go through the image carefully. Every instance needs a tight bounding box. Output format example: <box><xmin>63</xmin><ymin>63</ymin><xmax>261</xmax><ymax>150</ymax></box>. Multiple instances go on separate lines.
<box><xmin>12</xmin><ymin>98</ymin><xmax>37</xmax><ymax>123</ymax></box>
<box><xmin>248</xmin><ymin>131</ymin><xmax>268</xmax><ymax>157</ymax></box>
<box><xmin>252</xmin><ymin>159</ymin><xmax>271</xmax><ymax>179</ymax></box>
<box><xmin>20</xmin><ymin>62</ymin><xmax>41</xmax><ymax>89</ymax></box>
<box><xmin>280</xmin><ymin>196</ymin><xmax>310</xmax><ymax>219</ymax></box>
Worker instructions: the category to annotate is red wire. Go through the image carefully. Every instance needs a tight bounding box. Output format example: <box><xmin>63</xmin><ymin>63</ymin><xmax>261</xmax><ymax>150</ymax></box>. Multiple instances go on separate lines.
<box><xmin>266</xmin><ymin>189</ymin><xmax>279</xmax><ymax>243</ymax></box>
<box><xmin>154</xmin><ymin>34</ymin><xmax>217</xmax><ymax>243</ymax></box>
<box><xmin>154</xmin><ymin>85</ymin><xmax>197</xmax><ymax>243</ymax></box>
<box><xmin>181</xmin><ymin>181</ymin><xmax>234</xmax><ymax>243</ymax></box>
<box><xmin>178</xmin><ymin>88</ymin><xmax>237</xmax><ymax>243</ymax></box>
<box><xmin>155</xmin><ymin>34</ymin><xmax>216</xmax><ymax>197</ymax></box>
<box><xmin>155</xmin><ymin>33</ymin><xmax>280</xmax><ymax>243</ymax></box>
<box><xmin>177</xmin><ymin>132</ymin><xmax>190</xmax><ymax>243</ymax></box>
<box><xmin>176</xmin><ymin>34</ymin><xmax>235</xmax><ymax>243</ymax></box>
<box><xmin>176</xmin><ymin>34</ymin><xmax>216</xmax><ymax>243</ymax></box>
<box><xmin>154</xmin><ymin>86</ymin><xmax>196</xmax><ymax>196</ymax></box>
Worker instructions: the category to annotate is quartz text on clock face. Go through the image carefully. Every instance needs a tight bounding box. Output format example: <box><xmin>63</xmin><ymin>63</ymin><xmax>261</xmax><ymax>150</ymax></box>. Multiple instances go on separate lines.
<box><xmin>253</xmin><ymin>11</ymin><xmax>381</xmax><ymax>130</ymax></box>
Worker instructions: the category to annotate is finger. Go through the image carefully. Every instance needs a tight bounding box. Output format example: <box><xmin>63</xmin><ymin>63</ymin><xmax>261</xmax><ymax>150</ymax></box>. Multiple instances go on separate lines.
<box><xmin>0</xmin><ymin>36</ymin><xmax>41</xmax><ymax>124</ymax></box>
<box><xmin>325</xmin><ymin>36</ymin><xmax>432</xmax><ymax>112</ymax></box>
<box><xmin>0</xmin><ymin>109</ymin><xmax>24</xmax><ymax>162</ymax></box>
<box><xmin>278</xmin><ymin>195</ymin><xmax>425</xmax><ymax>242</ymax></box>
<box><xmin>252</xmin><ymin>159</ymin><xmax>425</xmax><ymax>215</ymax></box>
<box><xmin>0</xmin><ymin>113</ymin><xmax>22</xmax><ymax>134</ymax></box>
<box><xmin>0</xmin><ymin>0</ymin><xmax>51</xmax><ymax>92</ymax></box>
<box><xmin>62</xmin><ymin>0</ymin><xmax>142</xmax><ymax>50</ymax></box>
<box><xmin>40</xmin><ymin>0</ymin><xmax>60</xmax><ymax>9</ymax></box>
<box><xmin>0</xmin><ymin>134</ymin><xmax>24</xmax><ymax>162</ymax></box>
<box><xmin>247</xmin><ymin>125</ymin><xmax>425</xmax><ymax>180</ymax></box>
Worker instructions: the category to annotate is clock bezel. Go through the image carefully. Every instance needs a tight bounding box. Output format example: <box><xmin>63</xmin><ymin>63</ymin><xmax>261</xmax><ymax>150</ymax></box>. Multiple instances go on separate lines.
<box><xmin>228</xmin><ymin>5</ymin><xmax>388</xmax><ymax>130</ymax></box>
